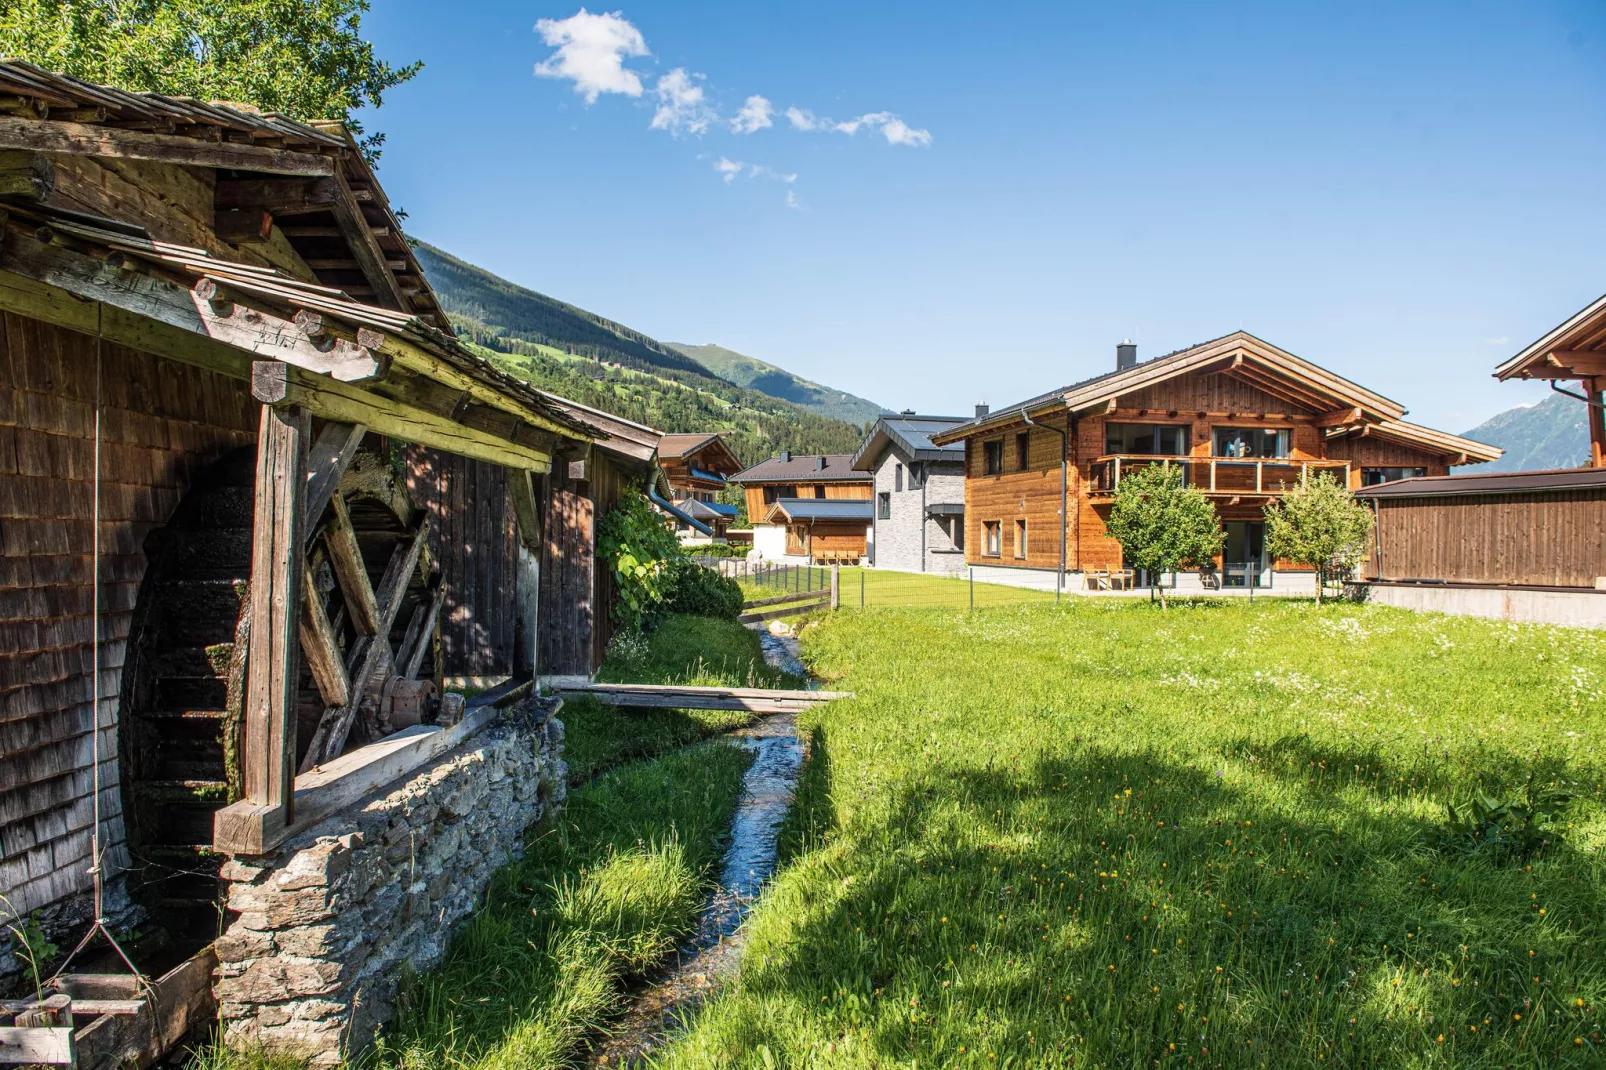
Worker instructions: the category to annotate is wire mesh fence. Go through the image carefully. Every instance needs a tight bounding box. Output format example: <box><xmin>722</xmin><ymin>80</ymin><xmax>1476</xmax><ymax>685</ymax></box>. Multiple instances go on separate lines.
<box><xmin>688</xmin><ymin>556</ymin><xmax>1057</xmax><ymax>610</ymax></box>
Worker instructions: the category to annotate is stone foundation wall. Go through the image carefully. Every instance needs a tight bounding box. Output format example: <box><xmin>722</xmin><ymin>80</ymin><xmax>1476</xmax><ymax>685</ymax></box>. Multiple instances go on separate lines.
<box><xmin>214</xmin><ymin>699</ymin><xmax>566</xmax><ymax>1064</ymax></box>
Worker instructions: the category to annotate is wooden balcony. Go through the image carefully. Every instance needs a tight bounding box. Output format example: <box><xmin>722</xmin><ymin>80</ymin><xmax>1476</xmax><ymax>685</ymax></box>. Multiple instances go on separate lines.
<box><xmin>1087</xmin><ymin>455</ymin><xmax>1352</xmax><ymax>498</ymax></box>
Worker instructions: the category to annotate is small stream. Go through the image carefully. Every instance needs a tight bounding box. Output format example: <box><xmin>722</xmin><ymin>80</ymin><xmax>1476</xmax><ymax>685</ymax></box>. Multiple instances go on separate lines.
<box><xmin>590</xmin><ymin>632</ymin><xmax>809</xmax><ymax>1067</ymax></box>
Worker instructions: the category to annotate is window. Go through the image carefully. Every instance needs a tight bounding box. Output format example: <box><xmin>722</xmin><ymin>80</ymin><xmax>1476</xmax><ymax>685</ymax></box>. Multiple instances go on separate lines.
<box><xmin>952</xmin><ymin>517</ymin><xmax>965</xmax><ymax>551</ymax></box>
<box><xmin>1106</xmin><ymin>423</ymin><xmax>1189</xmax><ymax>456</ymax></box>
<box><xmin>1361</xmin><ymin>466</ymin><xmax>1426</xmax><ymax>486</ymax></box>
<box><xmin>1014</xmin><ymin>519</ymin><xmax>1027</xmax><ymax>559</ymax></box>
<box><xmin>983</xmin><ymin>520</ymin><xmax>1002</xmax><ymax>557</ymax></box>
<box><xmin>909</xmin><ymin>463</ymin><xmax>924</xmax><ymax>490</ymax></box>
<box><xmin>984</xmin><ymin>440</ymin><xmax>1004</xmax><ymax>475</ymax></box>
<box><xmin>814</xmin><ymin>484</ymin><xmax>827</xmax><ymax>499</ymax></box>
<box><xmin>763</xmin><ymin>486</ymin><xmax>781</xmax><ymax>505</ymax></box>
<box><xmin>1016</xmin><ymin>432</ymin><xmax>1030</xmax><ymax>471</ymax></box>
<box><xmin>786</xmin><ymin>525</ymin><xmax>807</xmax><ymax>554</ymax></box>
<box><xmin>1213</xmin><ymin>427</ymin><xmax>1290</xmax><ymax>458</ymax></box>
<box><xmin>877</xmin><ymin>492</ymin><xmax>891</xmax><ymax>519</ymax></box>
<box><xmin>895</xmin><ymin>463</ymin><xmax>903</xmax><ymax>491</ymax></box>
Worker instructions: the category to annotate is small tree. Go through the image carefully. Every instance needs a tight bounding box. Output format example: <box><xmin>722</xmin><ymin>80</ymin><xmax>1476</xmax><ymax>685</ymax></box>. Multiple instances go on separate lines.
<box><xmin>1263</xmin><ymin>472</ymin><xmax>1374</xmax><ymax>603</ymax></box>
<box><xmin>1105</xmin><ymin>462</ymin><xmax>1224</xmax><ymax>609</ymax></box>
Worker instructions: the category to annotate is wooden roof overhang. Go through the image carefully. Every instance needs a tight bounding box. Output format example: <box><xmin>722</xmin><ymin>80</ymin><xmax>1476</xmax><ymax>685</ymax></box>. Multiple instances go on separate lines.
<box><xmin>656</xmin><ymin>432</ymin><xmax>743</xmax><ymax>475</ymax></box>
<box><xmin>0</xmin><ymin>59</ymin><xmax>449</xmax><ymax>329</ymax></box>
<box><xmin>0</xmin><ymin>201</ymin><xmax>597</xmax><ymax>470</ymax></box>
<box><xmin>1324</xmin><ymin>419</ymin><xmax>1503</xmax><ymax>466</ymax></box>
<box><xmin>1496</xmin><ymin>292</ymin><xmax>1606</xmax><ymax>382</ymax></box>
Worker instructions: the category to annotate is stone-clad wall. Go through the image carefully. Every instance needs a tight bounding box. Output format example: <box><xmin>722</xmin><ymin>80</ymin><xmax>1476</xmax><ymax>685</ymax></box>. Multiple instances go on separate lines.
<box><xmin>870</xmin><ymin>450</ymin><xmax>965</xmax><ymax>573</ymax></box>
<box><xmin>214</xmin><ymin>699</ymin><xmax>567</xmax><ymax>1064</ymax></box>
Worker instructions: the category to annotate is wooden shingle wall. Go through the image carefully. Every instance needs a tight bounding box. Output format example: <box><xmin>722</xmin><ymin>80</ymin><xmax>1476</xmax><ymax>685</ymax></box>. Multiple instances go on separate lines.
<box><xmin>0</xmin><ymin>313</ymin><xmax>256</xmax><ymax>927</ymax></box>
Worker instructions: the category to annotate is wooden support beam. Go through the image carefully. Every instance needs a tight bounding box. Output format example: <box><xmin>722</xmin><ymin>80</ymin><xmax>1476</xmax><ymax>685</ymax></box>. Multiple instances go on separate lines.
<box><xmin>329</xmin><ymin>167</ymin><xmax>406</xmax><ymax>310</ymax></box>
<box><xmin>0</xmin><ymin>114</ymin><xmax>336</xmax><ymax>175</ymax></box>
<box><xmin>215</xmin><ymin>176</ymin><xmax>339</xmax><ymax>214</ymax></box>
<box><xmin>299</xmin><ymin>515</ymin><xmax>431</xmax><ymax>772</ymax></box>
<box><xmin>507</xmin><ymin>468</ymin><xmax>544</xmax><ymax>554</ymax></box>
<box><xmin>302</xmin><ymin>420</ymin><xmax>367</xmax><ymax>533</ymax></box>
<box><xmin>395</xmin><ymin>586</ymin><xmax>442</xmax><ymax>681</ymax></box>
<box><xmin>215</xmin><ymin>207</ymin><xmax>274</xmax><ymax>245</ymax></box>
<box><xmin>241</xmin><ymin>405</ymin><xmax>308</xmax><ymax>833</ymax></box>
<box><xmin>1590</xmin><ymin>377</ymin><xmax>1606</xmax><ymax>469</ymax></box>
<box><xmin>0</xmin><ymin>149</ymin><xmax>53</xmax><ymax>200</ymax></box>
<box><xmin>324</xmin><ymin>493</ymin><xmax>379</xmax><ymax>634</ymax></box>
<box><xmin>299</xmin><ymin>567</ymin><xmax>350</xmax><ymax>708</ymax></box>
<box><xmin>252</xmin><ymin>362</ymin><xmax>554</xmax><ymax>471</ymax></box>
<box><xmin>1315</xmin><ymin>405</ymin><xmax>1363</xmax><ymax>428</ymax></box>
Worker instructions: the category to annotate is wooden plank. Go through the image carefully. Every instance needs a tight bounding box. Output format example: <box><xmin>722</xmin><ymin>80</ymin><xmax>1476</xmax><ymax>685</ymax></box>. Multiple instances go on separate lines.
<box><xmin>328</xmin><ymin>167</ymin><xmax>405</xmax><ymax>311</ymax></box>
<box><xmin>555</xmin><ymin>683</ymin><xmax>850</xmax><ymax>713</ymax></box>
<box><xmin>396</xmin><ymin>586</ymin><xmax>442</xmax><ymax>680</ymax></box>
<box><xmin>507</xmin><ymin>467</ymin><xmax>542</xmax><ymax>554</ymax></box>
<box><xmin>737</xmin><ymin>599</ymin><xmax>829</xmax><ymax>624</ymax></box>
<box><xmin>214</xmin><ymin>698</ymin><xmax>532</xmax><ymax>854</ymax></box>
<box><xmin>69</xmin><ymin>947</ymin><xmax>215</xmax><ymax>1069</ymax></box>
<box><xmin>0</xmin><ymin>998</ymin><xmax>143</xmax><ymax>1016</ymax></box>
<box><xmin>0</xmin><ymin>149</ymin><xmax>52</xmax><ymax>200</ymax></box>
<box><xmin>323</xmin><ymin>493</ymin><xmax>379</xmax><ymax>634</ymax></box>
<box><xmin>0</xmin><ymin>114</ymin><xmax>335</xmax><ymax>175</ymax></box>
<box><xmin>243</xmin><ymin>404</ymin><xmax>308</xmax><ymax>825</ymax></box>
<box><xmin>302</xmin><ymin>420</ymin><xmax>367</xmax><ymax>533</ymax></box>
<box><xmin>253</xmin><ymin>363</ymin><xmax>554</xmax><ymax>472</ymax></box>
<box><xmin>742</xmin><ymin>589</ymin><xmax>833</xmax><ymax>609</ymax></box>
<box><xmin>0</xmin><ymin>225</ymin><xmax>381</xmax><ymax>381</ymax></box>
<box><xmin>0</xmin><ymin>1026</ymin><xmax>73</xmax><ymax>1064</ymax></box>
<box><xmin>564</xmin><ymin>683</ymin><xmax>847</xmax><ymax>701</ymax></box>
<box><xmin>214</xmin><ymin>176</ymin><xmax>339</xmax><ymax>212</ymax></box>
<box><xmin>298</xmin><ymin>566</ymin><xmax>349</xmax><ymax>708</ymax></box>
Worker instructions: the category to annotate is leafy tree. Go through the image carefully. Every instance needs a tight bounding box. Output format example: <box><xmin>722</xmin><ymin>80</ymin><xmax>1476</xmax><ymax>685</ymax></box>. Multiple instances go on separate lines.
<box><xmin>596</xmin><ymin>488</ymin><xmax>682</xmax><ymax>632</ymax></box>
<box><xmin>1105</xmin><ymin>462</ymin><xmax>1224</xmax><ymax>609</ymax></box>
<box><xmin>1263</xmin><ymin>472</ymin><xmax>1374</xmax><ymax>603</ymax></box>
<box><xmin>0</xmin><ymin>0</ymin><xmax>420</xmax><ymax>161</ymax></box>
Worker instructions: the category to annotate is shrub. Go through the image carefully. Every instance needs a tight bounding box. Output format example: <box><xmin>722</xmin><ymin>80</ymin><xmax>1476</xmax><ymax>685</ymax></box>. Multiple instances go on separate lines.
<box><xmin>661</xmin><ymin>559</ymin><xmax>743</xmax><ymax>621</ymax></box>
<box><xmin>1105</xmin><ymin>462</ymin><xmax>1224</xmax><ymax>608</ymax></box>
<box><xmin>597</xmin><ymin>489</ymin><xmax>682</xmax><ymax>631</ymax></box>
<box><xmin>1264</xmin><ymin>472</ymin><xmax>1374</xmax><ymax>602</ymax></box>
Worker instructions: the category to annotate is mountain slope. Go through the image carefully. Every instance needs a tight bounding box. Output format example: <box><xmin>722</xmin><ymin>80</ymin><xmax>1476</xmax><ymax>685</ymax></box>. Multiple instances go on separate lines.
<box><xmin>1462</xmin><ymin>393</ymin><xmax>1590</xmax><ymax>472</ymax></box>
<box><xmin>412</xmin><ymin>241</ymin><xmax>868</xmax><ymax>462</ymax></box>
<box><xmin>667</xmin><ymin>342</ymin><xmax>885</xmax><ymax>425</ymax></box>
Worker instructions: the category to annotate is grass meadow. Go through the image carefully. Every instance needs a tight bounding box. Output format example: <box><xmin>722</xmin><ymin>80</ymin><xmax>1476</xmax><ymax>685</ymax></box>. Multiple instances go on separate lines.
<box><xmin>649</xmin><ymin>599</ymin><xmax>1606</xmax><ymax>1069</ymax></box>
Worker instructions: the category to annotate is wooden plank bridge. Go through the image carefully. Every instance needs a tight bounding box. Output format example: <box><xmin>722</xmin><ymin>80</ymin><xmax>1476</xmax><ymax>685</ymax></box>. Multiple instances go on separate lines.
<box><xmin>552</xmin><ymin>682</ymin><xmax>850</xmax><ymax>714</ymax></box>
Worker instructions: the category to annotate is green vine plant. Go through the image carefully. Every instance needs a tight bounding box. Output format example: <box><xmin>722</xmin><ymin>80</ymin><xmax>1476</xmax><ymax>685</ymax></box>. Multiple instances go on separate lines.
<box><xmin>596</xmin><ymin>487</ymin><xmax>683</xmax><ymax>633</ymax></box>
<box><xmin>0</xmin><ymin>895</ymin><xmax>57</xmax><ymax>1003</ymax></box>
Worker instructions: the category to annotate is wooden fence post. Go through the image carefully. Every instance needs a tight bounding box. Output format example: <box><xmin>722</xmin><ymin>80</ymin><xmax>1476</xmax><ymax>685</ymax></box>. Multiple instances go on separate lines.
<box><xmin>830</xmin><ymin>563</ymin><xmax>840</xmax><ymax>610</ymax></box>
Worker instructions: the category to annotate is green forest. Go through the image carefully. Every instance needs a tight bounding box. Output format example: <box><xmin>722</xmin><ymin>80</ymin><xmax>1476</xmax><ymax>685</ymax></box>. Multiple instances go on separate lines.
<box><xmin>416</xmin><ymin>242</ymin><xmax>870</xmax><ymax>463</ymax></box>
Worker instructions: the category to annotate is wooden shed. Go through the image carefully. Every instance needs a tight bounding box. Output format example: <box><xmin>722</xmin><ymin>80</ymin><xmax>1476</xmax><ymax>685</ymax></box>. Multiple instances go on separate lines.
<box><xmin>0</xmin><ymin>60</ymin><xmax>608</xmax><ymax>1008</ymax></box>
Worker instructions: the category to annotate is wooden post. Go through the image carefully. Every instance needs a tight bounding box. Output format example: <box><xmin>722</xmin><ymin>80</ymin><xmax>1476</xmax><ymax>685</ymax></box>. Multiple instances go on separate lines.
<box><xmin>830</xmin><ymin>563</ymin><xmax>840</xmax><ymax>610</ymax></box>
<box><xmin>1589</xmin><ymin>377</ymin><xmax>1606</xmax><ymax>469</ymax></box>
<box><xmin>242</xmin><ymin>400</ymin><xmax>308</xmax><ymax>832</ymax></box>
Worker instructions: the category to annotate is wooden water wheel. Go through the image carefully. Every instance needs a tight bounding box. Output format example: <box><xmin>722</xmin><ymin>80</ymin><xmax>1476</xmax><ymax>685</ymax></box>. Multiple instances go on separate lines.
<box><xmin>120</xmin><ymin>428</ymin><xmax>442</xmax><ymax>943</ymax></box>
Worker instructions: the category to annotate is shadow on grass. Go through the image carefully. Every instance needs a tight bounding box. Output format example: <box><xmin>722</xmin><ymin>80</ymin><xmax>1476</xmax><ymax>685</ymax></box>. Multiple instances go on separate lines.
<box><xmin>663</xmin><ymin>732</ymin><xmax>1606</xmax><ymax>1069</ymax></box>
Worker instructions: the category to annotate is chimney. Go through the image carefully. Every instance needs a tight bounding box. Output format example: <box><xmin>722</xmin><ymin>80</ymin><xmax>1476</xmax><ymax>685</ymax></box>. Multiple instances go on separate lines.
<box><xmin>1117</xmin><ymin>339</ymin><xmax>1138</xmax><ymax>370</ymax></box>
<box><xmin>817</xmin><ymin>455</ymin><xmax>827</xmax><ymax>470</ymax></box>
<box><xmin>779</xmin><ymin>449</ymin><xmax>791</xmax><ymax>462</ymax></box>
<box><xmin>900</xmin><ymin>408</ymin><xmax>916</xmax><ymax>417</ymax></box>
<box><xmin>974</xmin><ymin>402</ymin><xmax>990</xmax><ymax>419</ymax></box>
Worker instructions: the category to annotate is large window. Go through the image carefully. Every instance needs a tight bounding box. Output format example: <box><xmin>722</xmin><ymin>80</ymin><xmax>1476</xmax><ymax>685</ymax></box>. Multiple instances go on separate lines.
<box><xmin>1014</xmin><ymin>519</ymin><xmax>1027</xmax><ymax>559</ymax></box>
<box><xmin>983</xmin><ymin>520</ymin><xmax>1002</xmax><ymax>557</ymax></box>
<box><xmin>1106</xmin><ymin>423</ymin><xmax>1189</xmax><ymax>456</ymax></box>
<box><xmin>1213</xmin><ymin>427</ymin><xmax>1290</xmax><ymax>458</ymax></box>
<box><xmin>1361</xmin><ymin>466</ymin><xmax>1426</xmax><ymax>486</ymax></box>
<box><xmin>763</xmin><ymin>486</ymin><xmax>785</xmax><ymax>505</ymax></box>
<box><xmin>877</xmin><ymin>492</ymin><xmax>891</xmax><ymax>519</ymax></box>
<box><xmin>1016</xmin><ymin>432</ymin><xmax>1031</xmax><ymax>471</ymax></box>
<box><xmin>984</xmin><ymin>440</ymin><xmax>1004</xmax><ymax>475</ymax></box>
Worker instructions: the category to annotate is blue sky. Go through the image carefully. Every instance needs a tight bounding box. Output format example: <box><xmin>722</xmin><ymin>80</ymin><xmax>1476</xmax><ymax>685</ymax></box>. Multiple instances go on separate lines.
<box><xmin>359</xmin><ymin>1</ymin><xmax>1606</xmax><ymax>432</ymax></box>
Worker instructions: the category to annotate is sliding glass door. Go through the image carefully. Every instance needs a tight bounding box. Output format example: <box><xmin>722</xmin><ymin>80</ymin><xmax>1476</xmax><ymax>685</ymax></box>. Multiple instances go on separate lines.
<box><xmin>1222</xmin><ymin>521</ymin><xmax>1270</xmax><ymax>587</ymax></box>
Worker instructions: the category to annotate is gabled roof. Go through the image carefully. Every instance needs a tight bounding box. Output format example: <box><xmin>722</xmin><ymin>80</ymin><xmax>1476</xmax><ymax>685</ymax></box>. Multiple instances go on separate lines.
<box><xmin>851</xmin><ymin>414</ymin><xmax>968</xmax><ymax>470</ymax></box>
<box><xmin>1326</xmin><ymin>419</ymin><xmax>1502</xmax><ymax>465</ymax></box>
<box><xmin>764</xmin><ymin>498</ymin><xmax>875</xmax><ymax>522</ymax></box>
<box><xmin>674</xmin><ymin>499</ymin><xmax>739</xmax><ymax>519</ymax></box>
<box><xmin>536</xmin><ymin>392</ymin><xmax>660</xmax><ymax>463</ymax></box>
<box><xmin>732</xmin><ymin>454</ymin><xmax>870</xmax><ymax>483</ymax></box>
<box><xmin>1497</xmin><ymin>292</ymin><xmax>1606</xmax><ymax>381</ymax></box>
<box><xmin>656</xmin><ymin>432</ymin><xmax>744</xmax><ymax>478</ymax></box>
<box><xmin>0</xmin><ymin>58</ymin><xmax>448</xmax><ymax>328</ymax></box>
<box><xmin>1355</xmin><ymin>466</ymin><xmax>1606</xmax><ymax>499</ymax></box>
<box><xmin>930</xmin><ymin>331</ymin><xmax>1407</xmax><ymax>444</ymax></box>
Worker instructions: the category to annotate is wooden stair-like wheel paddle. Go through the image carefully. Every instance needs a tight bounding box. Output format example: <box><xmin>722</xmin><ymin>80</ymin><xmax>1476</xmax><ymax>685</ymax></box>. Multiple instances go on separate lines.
<box><xmin>120</xmin><ymin>424</ymin><xmax>443</xmax><ymax>948</ymax></box>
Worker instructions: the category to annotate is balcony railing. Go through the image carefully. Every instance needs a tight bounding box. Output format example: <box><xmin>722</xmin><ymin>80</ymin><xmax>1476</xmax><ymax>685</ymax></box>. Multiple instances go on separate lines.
<box><xmin>1088</xmin><ymin>455</ymin><xmax>1352</xmax><ymax>496</ymax></box>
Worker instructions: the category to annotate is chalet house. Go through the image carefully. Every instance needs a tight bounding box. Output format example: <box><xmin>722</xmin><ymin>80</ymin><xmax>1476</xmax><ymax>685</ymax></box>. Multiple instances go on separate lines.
<box><xmin>0</xmin><ymin>61</ymin><xmax>644</xmax><ymax>1061</ymax></box>
<box><xmin>929</xmin><ymin>333</ymin><xmax>1500</xmax><ymax>593</ymax></box>
<box><xmin>655</xmin><ymin>432</ymin><xmax>743</xmax><ymax>542</ymax></box>
<box><xmin>731</xmin><ymin>451</ymin><xmax>873</xmax><ymax>563</ymax></box>
<box><xmin>1340</xmin><ymin>292</ymin><xmax>1606</xmax><ymax>628</ymax></box>
<box><xmin>851</xmin><ymin>411</ymin><xmax>967</xmax><ymax>573</ymax></box>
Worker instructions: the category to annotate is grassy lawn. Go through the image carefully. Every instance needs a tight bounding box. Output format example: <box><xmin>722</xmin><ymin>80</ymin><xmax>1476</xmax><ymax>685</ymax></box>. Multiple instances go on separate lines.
<box><xmin>651</xmin><ymin>599</ymin><xmax>1606</xmax><ymax>1068</ymax></box>
<box><xmin>741</xmin><ymin>566</ymin><xmax>1056</xmax><ymax>609</ymax></box>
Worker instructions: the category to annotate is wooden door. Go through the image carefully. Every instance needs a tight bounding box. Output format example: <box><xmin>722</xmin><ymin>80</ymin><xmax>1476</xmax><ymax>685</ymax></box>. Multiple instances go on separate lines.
<box><xmin>538</xmin><ymin>487</ymin><xmax>595</xmax><ymax>677</ymax></box>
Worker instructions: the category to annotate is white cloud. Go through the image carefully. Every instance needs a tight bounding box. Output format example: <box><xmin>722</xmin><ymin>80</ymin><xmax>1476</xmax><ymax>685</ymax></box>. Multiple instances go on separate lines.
<box><xmin>749</xmin><ymin>164</ymin><xmax>797</xmax><ymax>183</ymax></box>
<box><xmin>534</xmin><ymin>9</ymin><xmax>649</xmax><ymax>103</ymax></box>
<box><xmin>731</xmin><ymin>95</ymin><xmax>774</xmax><ymax>134</ymax></box>
<box><xmin>714</xmin><ymin>156</ymin><xmax>744</xmax><ymax>183</ymax></box>
<box><xmin>712</xmin><ymin>158</ymin><xmax>796</xmax><ymax>185</ymax></box>
<box><xmin>785</xmin><ymin>106</ymin><xmax>931</xmax><ymax>146</ymax></box>
<box><xmin>785</xmin><ymin>106</ymin><xmax>822</xmax><ymax>131</ymax></box>
<box><xmin>786</xmin><ymin>189</ymin><xmax>803</xmax><ymax>211</ymax></box>
<box><xmin>651</xmin><ymin>68</ymin><xmax>715</xmax><ymax>135</ymax></box>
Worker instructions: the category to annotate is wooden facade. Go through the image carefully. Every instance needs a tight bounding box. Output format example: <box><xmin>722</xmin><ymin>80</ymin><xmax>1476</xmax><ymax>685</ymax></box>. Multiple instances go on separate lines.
<box><xmin>0</xmin><ymin>63</ymin><xmax>618</xmax><ymax>963</ymax></box>
<box><xmin>935</xmin><ymin>333</ymin><xmax>1501</xmax><ymax>579</ymax></box>
<box><xmin>656</xmin><ymin>433</ymin><xmax>742</xmax><ymax>502</ymax></box>
<box><xmin>1357</xmin><ymin>470</ymin><xmax>1606</xmax><ymax>588</ymax></box>
<box><xmin>732</xmin><ymin>454</ymin><xmax>874</xmax><ymax>562</ymax></box>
